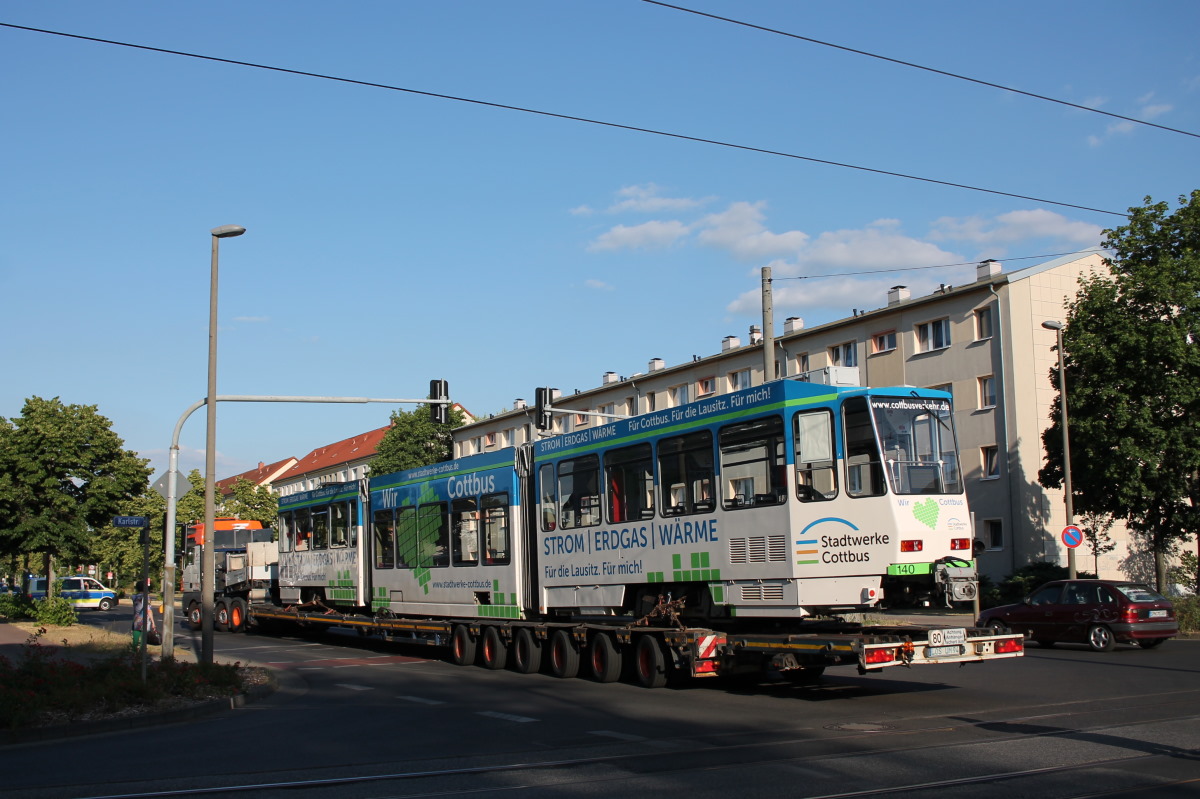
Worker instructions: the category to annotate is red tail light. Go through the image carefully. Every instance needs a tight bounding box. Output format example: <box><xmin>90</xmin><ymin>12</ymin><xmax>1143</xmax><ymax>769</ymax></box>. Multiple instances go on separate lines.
<box><xmin>864</xmin><ymin>647</ymin><xmax>897</xmax><ymax>664</ymax></box>
<box><xmin>995</xmin><ymin>638</ymin><xmax>1024</xmax><ymax>654</ymax></box>
<box><xmin>1121</xmin><ymin>607</ymin><xmax>1139</xmax><ymax>623</ymax></box>
<box><xmin>950</xmin><ymin>538</ymin><xmax>970</xmax><ymax>550</ymax></box>
<box><xmin>900</xmin><ymin>540</ymin><xmax>924</xmax><ymax>552</ymax></box>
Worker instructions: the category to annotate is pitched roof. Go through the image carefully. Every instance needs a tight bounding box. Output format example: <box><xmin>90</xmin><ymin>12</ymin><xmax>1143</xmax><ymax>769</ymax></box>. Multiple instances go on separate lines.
<box><xmin>280</xmin><ymin>425</ymin><xmax>390</xmax><ymax>480</ymax></box>
<box><xmin>217</xmin><ymin>457</ymin><xmax>298</xmax><ymax>496</ymax></box>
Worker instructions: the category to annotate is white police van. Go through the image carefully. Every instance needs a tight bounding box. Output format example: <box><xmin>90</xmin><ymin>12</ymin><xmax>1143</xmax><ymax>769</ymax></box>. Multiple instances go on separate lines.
<box><xmin>29</xmin><ymin>576</ymin><xmax>119</xmax><ymax>611</ymax></box>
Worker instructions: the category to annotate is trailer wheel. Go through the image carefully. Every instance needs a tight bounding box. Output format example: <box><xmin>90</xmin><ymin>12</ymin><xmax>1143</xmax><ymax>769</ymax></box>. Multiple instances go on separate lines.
<box><xmin>229</xmin><ymin>598</ymin><xmax>248</xmax><ymax>633</ymax></box>
<box><xmin>633</xmin><ymin>634</ymin><xmax>668</xmax><ymax>689</ymax></box>
<box><xmin>186</xmin><ymin>602</ymin><xmax>202</xmax><ymax>631</ymax></box>
<box><xmin>512</xmin><ymin>627</ymin><xmax>542</xmax><ymax>674</ymax></box>
<box><xmin>450</xmin><ymin>624</ymin><xmax>476</xmax><ymax>666</ymax></box>
<box><xmin>589</xmin><ymin>632</ymin><xmax>622</xmax><ymax>683</ymax></box>
<box><xmin>481</xmin><ymin>626</ymin><xmax>509</xmax><ymax>670</ymax></box>
<box><xmin>548</xmin><ymin>629</ymin><xmax>580</xmax><ymax>679</ymax></box>
<box><xmin>214</xmin><ymin>600</ymin><xmax>230</xmax><ymax>632</ymax></box>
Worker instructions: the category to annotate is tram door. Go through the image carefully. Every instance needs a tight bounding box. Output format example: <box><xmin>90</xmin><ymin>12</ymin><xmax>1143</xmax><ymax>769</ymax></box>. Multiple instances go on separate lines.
<box><xmin>516</xmin><ymin>444</ymin><xmax>542</xmax><ymax>614</ymax></box>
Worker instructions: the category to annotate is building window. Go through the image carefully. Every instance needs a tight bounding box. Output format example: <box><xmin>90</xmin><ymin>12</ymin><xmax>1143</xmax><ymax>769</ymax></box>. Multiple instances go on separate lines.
<box><xmin>978</xmin><ymin>375</ymin><xmax>996</xmax><ymax>409</ymax></box>
<box><xmin>975</xmin><ymin>306</ymin><xmax>994</xmax><ymax>341</ymax></box>
<box><xmin>984</xmin><ymin>518</ymin><xmax>1004</xmax><ymax>550</ymax></box>
<box><xmin>501</xmin><ymin>429</ymin><xmax>513</xmax><ymax>448</ymax></box>
<box><xmin>981</xmin><ymin>445</ymin><xmax>1000</xmax><ymax>479</ymax></box>
<box><xmin>872</xmin><ymin>331</ymin><xmax>897</xmax><ymax>354</ymax></box>
<box><xmin>796</xmin><ymin>352</ymin><xmax>810</xmax><ymax>374</ymax></box>
<box><xmin>916</xmin><ymin>318</ymin><xmax>951</xmax><ymax>352</ymax></box>
<box><xmin>647</xmin><ymin>392</ymin><xmax>657</xmax><ymax>412</ymax></box>
<box><xmin>597</xmin><ymin>403</ymin><xmax>616</xmax><ymax>421</ymax></box>
<box><xmin>929</xmin><ymin>383</ymin><xmax>953</xmax><ymax>397</ymax></box>
<box><xmin>728</xmin><ymin>369</ymin><xmax>752</xmax><ymax>391</ymax></box>
<box><xmin>625</xmin><ymin>397</ymin><xmax>637</xmax><ymax>417</ymax></box>
<box><xmin>575</xmin><ymin>411</ymin><xmax>589</xmax><ymax>428</ymax></box>
<box><xmin>697</xmin><ymin>377</ymin><xmax>716</xmax><ymax>397</ymax></box>
<box><xmin>485</xmin><ymin>432</ymin><xmax>497</xmax><ymax>448</ymax></box>
<box><xmin>830</xmin><ymin>341</ymin><xmax>858</xmax><ymax>367</ymax></box>
<box><xmin>669</xmin><ymin>384</ymin><xmax>690</xmax><ymax>407</ymax></box>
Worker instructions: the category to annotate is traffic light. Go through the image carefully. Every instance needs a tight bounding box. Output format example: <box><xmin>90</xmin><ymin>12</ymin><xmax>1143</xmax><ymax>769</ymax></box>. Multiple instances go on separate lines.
<box><xmin>534</xmin><ymin>387</ymin><xmax>554</xmax><ymax>430</ymax></box>
<box><xmin>430</xmin><ymin>379</ymin><xmax>449</xmax><ymax>425</ymax></box>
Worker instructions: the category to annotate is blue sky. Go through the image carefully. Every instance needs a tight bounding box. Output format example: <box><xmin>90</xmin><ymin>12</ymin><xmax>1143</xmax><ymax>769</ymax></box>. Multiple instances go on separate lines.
<box><xmin>2</xmin><ymin>1</ymin><xmax>1197</xmax><ymax>484</ymax></box>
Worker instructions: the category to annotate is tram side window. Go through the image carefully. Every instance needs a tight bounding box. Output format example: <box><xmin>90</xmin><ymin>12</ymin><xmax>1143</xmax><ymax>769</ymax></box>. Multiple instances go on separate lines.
<box><xmin>658</xmin><ymin>431</ymin><xmax>714</xmax><ymax>516</ymax></box>
<box><xmin>312</xmin><ymin>509</ymin><xmax>329</xmax><ymax>550</ymax></box>
<box><xmin>278</xmin><ymin>511</ymin><xmax>294</xmax><ymax>552</ymax></box>
<box><xmin>483</xmin><ymin>492</ymin><xmax>510</xmax><ymax>564</ymax></box>
<box><xmin>538</xmin><ymin>463</ymin><xmax>557</xmax><ymax>531</ymax></box>
<box><xmin>373</xmin><ymin>509</ymin><xmax>395</xmax><ymax>568</ymax></box>
<box><xmin>794</xmin><ymin>410</ymin><xmax>837</xmax><ymax>502</ymax></box>
<box><xmin>294</xmin><ymin>508</ymin><xmax>312</xmax><ymax>550</ymax></box>
<box><xmin>332</xmin><ymin>502</ymin><xmax>349</xmax><ymax>548</ymax></box>
<box><xmin>416</xmin><ymin>502</ymin><xmax>449</xmax><ymax>567</ymax></box>
<box><xmin>605</xmin><ymin>443</ymin><xmax>655</xmax><ymax>524</ymax></box>
<box><xmin>558</xmin><ymin>454</ymin><xmax>601</xmax><ymax>529</ymax></box>
<box><xmin>843</xmin><ymin>397</ymin><xmax>886</xmax><ymax>497</ymax></box>
<box><xmin>719</xmin><ymin>417</ymin><xmax>786</xmax><ymax>509</ymax></box>
<box><xmin>395</xmin><ymin>506</ymin><xmax>417</xmax><ymax>568</ymax></box>
<box><xmin>452</xmin><ymin>497</ymin><xmax>479</xmax><ymax>566</ymax></box>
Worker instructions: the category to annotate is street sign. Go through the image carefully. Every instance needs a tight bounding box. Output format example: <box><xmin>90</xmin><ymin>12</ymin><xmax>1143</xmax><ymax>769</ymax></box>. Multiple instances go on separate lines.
<box><xmin>113</xmin><ymin>515</ymin><xmax>149</xmax><ymax>528</ymax></box>
<box><xmin>1061</xmin><ymin>525</ymin><xmax>1083</xmax><ymax>549</ymax></box>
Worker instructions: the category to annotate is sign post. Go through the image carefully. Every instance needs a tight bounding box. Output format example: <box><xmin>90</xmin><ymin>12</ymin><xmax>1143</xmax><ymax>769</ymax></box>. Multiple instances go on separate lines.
<box><xmin>114</xmin><ymin>516</ymin><xmax>150</xmax><ymax>679</ymax></box>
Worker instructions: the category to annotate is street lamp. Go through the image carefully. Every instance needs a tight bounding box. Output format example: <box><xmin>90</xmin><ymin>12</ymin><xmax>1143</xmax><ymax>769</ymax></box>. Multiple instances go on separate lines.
<box><xmin>203</xmin><ymin>224</ymin><xmax>245</xmax><ymax>664</ymax></box>
<box><xmin>1042</xmin><ymin>319</ymin><xmax>1076</xmax><ymax>579</ymax></box>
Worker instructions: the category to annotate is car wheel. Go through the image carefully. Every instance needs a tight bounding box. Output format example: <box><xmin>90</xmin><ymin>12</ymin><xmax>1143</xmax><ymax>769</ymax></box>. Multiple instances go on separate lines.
<box><xmin>986</xmin><ymin>619</ymin><xmax>1008</xmax><ymax>634</ymax></box>
<box><xmin>98</xmin><ymin>597</ymin><xmax>114</xmax><ymax>611</ymax></box>
<box><xmin>1137</xmin><ymin>637</ymin><xmax>1167</xmax><ymax>649</ymax></box>
<box><xmin>1087</xmin><ymin>624</ymin><xmax>1115</xmax><ymax>652</ymax></box>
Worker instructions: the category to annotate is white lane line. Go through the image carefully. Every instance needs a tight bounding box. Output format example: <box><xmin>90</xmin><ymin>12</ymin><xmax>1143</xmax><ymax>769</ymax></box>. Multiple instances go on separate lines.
<box><xmin>398</xmin><ymin>695</ymin><xmax>446</xmax><ymax>705</ymax></box>
<box><xmin>335</xmin><ymin>683</ymin><xmax>374</xmax><ymax>691</ymax></box>
<box><xmin>588</xmin><ymin>730</ymin><xmax>646</xmax><ymax>741</ymax></box>
<box><xmin>477</xmin><ymin>711</ymin><xmax>538</xmax><ymax>723</ymax></box>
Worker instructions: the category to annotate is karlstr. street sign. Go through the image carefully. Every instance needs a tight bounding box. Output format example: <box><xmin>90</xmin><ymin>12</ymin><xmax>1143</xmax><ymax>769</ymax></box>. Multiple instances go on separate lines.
<box><xmin>1061</xmin><ymin>525</ymin><xmax>1083</xmax><ymax>549</ymax></box>
<box><xmin>113</xmin><ymin>515</ymin><xmax>149</xmax><ymax>528</ymax></box>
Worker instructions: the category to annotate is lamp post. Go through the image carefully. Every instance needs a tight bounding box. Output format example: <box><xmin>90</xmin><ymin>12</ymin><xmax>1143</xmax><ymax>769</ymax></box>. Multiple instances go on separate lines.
<box><xmin>1042</xmin><ymin>319</ymin><xmax>1076</xmax><ymax>579</ymax></box>
<box><xmin>203</xmin><ymin>224</ymin><xmax>245</xmax><ymax>665</ymax></box>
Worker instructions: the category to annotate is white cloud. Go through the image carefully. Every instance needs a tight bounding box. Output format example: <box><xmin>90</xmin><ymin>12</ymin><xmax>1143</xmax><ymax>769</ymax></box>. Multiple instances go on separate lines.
<box><xmin>695</xmin><ymin>201</ymin><xmax>808</xmax><ymax>260</ymax></box>
<box><xmin>584</xmin><ymin>279</ymin><xmax>614</xmax><ymax>291</ymax></box>
<box><xmin>1141</xmin><ymin>103</ymin><xmax>1173</xmax><ymax>119</ymax></box>
<box><xmin>607</xmin><ymin>183</ymin><xmax>711</xmax><ymax>214</ymax></box>
<box><xmin>930</xmin><ymin>209</ymin><xmax>1102</xmax><ymax>248</ymax></box>
<box><xmin>587</xmin><ymin>220</ymin><xmax>690</xmax><ymax>251</ymax></box>
<box><xmin>569</xmin><ymin>205</ymin><xmax>594</xmax><ymax>216</ymax></box>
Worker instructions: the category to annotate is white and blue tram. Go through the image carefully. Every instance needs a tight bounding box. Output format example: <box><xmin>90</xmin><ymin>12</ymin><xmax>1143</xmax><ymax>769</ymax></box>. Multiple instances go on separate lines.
<box><xmin>275</xmin><ymin>378</ymin><xmax>977</xmax><ymax>625</ymax></box>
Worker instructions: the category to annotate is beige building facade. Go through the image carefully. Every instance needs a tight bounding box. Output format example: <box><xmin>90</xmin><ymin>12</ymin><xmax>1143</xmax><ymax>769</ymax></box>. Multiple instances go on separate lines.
<box><xmin>451</xmin><ymin>253</ymin><xmax>1142</xmax><ymax>583</ymax></box>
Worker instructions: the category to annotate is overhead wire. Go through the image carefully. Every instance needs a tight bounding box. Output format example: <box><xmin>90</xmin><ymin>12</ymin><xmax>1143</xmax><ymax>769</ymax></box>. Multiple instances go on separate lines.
<box><xmin>771</xmin><ymin>249</ymin><xmax>1111</xmax><ymax>281</ymax></box>
<box><xmin>642</xmin><ymin>0</ymin><xmax>1200</xmax><ymax>141</ymax></box>
<box><xmin>0</xmin><ymin>21</ymin><xmax>1128</xmax><ymax>218</ymax></box>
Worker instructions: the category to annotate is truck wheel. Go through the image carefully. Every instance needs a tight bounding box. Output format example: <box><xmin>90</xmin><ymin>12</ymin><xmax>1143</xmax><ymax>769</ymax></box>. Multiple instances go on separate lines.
<box><xmin>512</xmin><ymin>627</ymin><xmax>542</xmax><ymax>674</ymax></box>
<box><xmin>481</xmin><ymin>626</ymin><xmax>509</xmax><ymax>670</ymax></box>
<box><xmin>215</xmin><ymin>600</ymin><xmax>230</xmax><ymax>632</ymax></box>
<box><xmin>633</xmin><ymin>634</ymin><xmax>668</xmax><ymax>689</ymax></box>
<box><xmin>450</xmin><ymin>624</ymin><xmax>476</xmax><ymax>666</ymax></box>
<box><xmin>229</xmin><ymin>598</ymin><xmax>248</xmax><ymax>633</ymax></box>
<box><xmin>187</xmin><ymin>602</ymin><xmax>202</xmax><ymax>631</ymax></box>
<box><xmin>589</xmin><ymin>632</ymin><xmax>622</xmax><ymax>683</ymax></box>
<box><xmin>548</xmin><ymin>629</ymin><xmax>580</xmax><ymax>679</ymax></box>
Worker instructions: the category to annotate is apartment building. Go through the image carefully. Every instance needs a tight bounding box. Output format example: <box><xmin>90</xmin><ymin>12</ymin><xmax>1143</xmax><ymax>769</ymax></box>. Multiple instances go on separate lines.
<box><xmin>451</xmin><ymin>253</ymin><xmax>1126</xmax><ymax>581</ymax></box>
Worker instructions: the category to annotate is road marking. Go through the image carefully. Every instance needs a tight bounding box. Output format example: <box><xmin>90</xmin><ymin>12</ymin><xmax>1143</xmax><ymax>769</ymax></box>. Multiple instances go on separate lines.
<box><xmin>336</xmin><ymin>683</ymin><xmax>374</xmax><ymax>691</ymax></box>
<box><xmin>267</xmin><ymin>655</ymin><xmax>425</xmax><ymax>670</ymax></box>
<box><xmin>477</xmin><ymin>711</ymin><xmax>537</xmax><ymax>723</ymax></box>
<box><xmin>398</xmin><ymin>695</ymin><xmax>445</xmax><ymax>705</ymax></box>
<box><xmin>588</xmin><ymin>730</ymin><xmax>645</xmax><ymax>741</ymax></box>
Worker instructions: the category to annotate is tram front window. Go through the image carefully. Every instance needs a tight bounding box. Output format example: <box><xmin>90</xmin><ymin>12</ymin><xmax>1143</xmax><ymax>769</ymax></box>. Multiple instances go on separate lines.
<box><xmin>869</xmin><ymin>396</ymin><xmax>962</xmax><ymax>495</ymax></box>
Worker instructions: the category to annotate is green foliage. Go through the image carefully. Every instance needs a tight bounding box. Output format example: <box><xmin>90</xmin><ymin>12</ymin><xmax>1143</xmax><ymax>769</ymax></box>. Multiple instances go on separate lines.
<box><xmin>1174</xmin><ymin>595</ymin><xmax>1200</xmax><ymax>635</ymax></box>
<box><xmin>372</xmin><ymin>404</ymin><xmax>466</xmax><ymax>477</ymax></box>
<box><xmin>1168</xmin><ymin>551</ymin><xmax>1198</xmax><ymax>595</ymax></box>
<box><xmin>223</xmin><ymin>478</ymin><xmax>280</xmax><ymax>529</ymax></box>
<box><xmin>980</xmin><ymin>561</ymin><xmax>1098</xmax><ymax>608</ymax></box>
<box><xmin>1039</xmin><ymin>191</ymin><xmax>1200</xmax><ymax>590</ymax></box>
<box><xmin>33</xmin><ymin>597</ymin><xmax>77</xmax><ymax>627</ymax></box>
<box><xmin>89</xmin><ymin>488</ymin><xmax>166</xmax><ymax>588</ymax></box>
<box><xmin>0</xmin><ymin>397</ymin><xmax>152</xmax><ymax>563</ymax></box>
<box><xmin>0</xmin><ymin>629</ymin><xmax>246</xmax><ymax>730</ymax></box>
<box><xmin>0</xmin><ymin>593</ymin><xmax>37</xmax><ymax>620</ymax></box>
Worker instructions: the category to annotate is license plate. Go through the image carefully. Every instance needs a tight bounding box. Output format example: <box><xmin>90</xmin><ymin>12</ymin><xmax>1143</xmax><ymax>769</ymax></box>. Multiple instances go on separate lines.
<box><xmin>927</xmin><ymin>645</ymin><xmax>963</xmax><ymax>658</ymax></box>
<box><xmin>928</xmin><ymin>628</ymin><xmax>967</xmax><ymax>646</ymax></box>
<box><xmin>1149</xmin><ymin>610</ymin><xmax>1167</xmax><ymax>618</ymax></box>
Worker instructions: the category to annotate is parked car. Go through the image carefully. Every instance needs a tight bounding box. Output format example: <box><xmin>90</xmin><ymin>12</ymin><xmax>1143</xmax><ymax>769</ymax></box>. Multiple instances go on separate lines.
<box><xmin>977</xmin><ymin>579</ymin><xmax>1177</xmax><ymax>651</ymax></box>
<box><xmin>28</xmin><ymin>576</ymin><xmax>119</xmax><ymax>611</ymax></box>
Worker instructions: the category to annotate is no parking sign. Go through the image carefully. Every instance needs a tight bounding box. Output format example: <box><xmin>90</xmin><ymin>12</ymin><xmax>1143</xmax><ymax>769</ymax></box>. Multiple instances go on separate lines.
<box><xmin>1061</xmin><ymin>525</ymin><xmax>1083</xmax><ymax>549</ymax></box>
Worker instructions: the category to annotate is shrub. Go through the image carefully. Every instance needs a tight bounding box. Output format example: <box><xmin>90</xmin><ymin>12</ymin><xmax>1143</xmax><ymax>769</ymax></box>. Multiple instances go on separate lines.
<box><xmin>33</xmin><ymin>597</ymin><xmax>77</xmax><ymax>627</ymax></box>
<box><xmin>0</xmin><ymin>593</ymin><xmax>37</xmax><ymax>621</ymax></box>
<box><xmin>981</xmin><ymin>561</ymin><xmax>1098</xmax><ymax>608</ymax></box>
<box><xmin>1174</xmin><ymin>596</ymin><xmax>1199</xmax><ymax>635</ymax></box>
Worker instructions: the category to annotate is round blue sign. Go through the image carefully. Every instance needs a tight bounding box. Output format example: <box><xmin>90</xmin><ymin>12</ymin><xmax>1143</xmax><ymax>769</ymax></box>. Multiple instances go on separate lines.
<box><xmin>1061</xmin><ymin>525</ymin><xmax>1083</xmax><ymax>548</ymax></box>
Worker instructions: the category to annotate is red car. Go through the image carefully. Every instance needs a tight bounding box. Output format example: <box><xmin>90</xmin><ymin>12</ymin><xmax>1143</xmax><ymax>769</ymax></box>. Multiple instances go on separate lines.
<box><xmin>977</xmin><ymin>579</ymin><xmax>1177</xmax><ymax>651</ymax></box>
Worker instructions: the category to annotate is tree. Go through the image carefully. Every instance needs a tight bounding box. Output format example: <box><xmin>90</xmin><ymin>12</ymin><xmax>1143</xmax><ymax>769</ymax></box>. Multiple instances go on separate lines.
<box><xmin>88</xmin><ymin>488</ymin><xmax>165</xmax><ymax>588</ymax></box>
<box><xmin>0</xmin><ymin>397</ymin><xmax>152</xmax><ymax>579</ymax></box>
<box><xmin>222</xmin><ymin>478</ymin><xmax>280</xmax><ymax>529</ymax></box>
<box><xmin>1039</xmin><ymin>191</ymin><xmax>1200</xmax><ymax>591</ymax></box>
<box><xmin>372</xmin><ymin>404</ymin><xmax>466</xmax><ymax>476</ymax></box>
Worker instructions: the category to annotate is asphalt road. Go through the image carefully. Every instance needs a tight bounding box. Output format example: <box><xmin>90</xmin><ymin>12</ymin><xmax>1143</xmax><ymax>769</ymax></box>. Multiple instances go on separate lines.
<box><xmin>4</xmin><ymin>609</ymin><xmax>1198</xmax><ymax>798</ymax></box>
